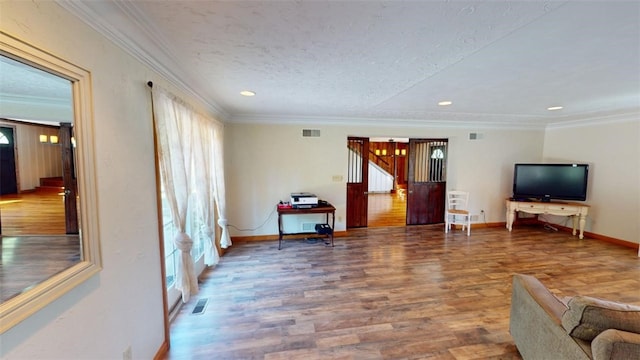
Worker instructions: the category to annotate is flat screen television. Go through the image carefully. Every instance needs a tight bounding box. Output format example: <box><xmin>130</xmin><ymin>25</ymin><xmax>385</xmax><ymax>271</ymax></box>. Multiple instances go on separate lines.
<box><xmin>512</xmin><ymin>163</ymin><xmax>589</xmax><ymax>202</ymax></box>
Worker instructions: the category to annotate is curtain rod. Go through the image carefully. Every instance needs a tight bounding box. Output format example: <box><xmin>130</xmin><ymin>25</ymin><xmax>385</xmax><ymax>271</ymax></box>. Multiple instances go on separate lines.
<box><xmin>147</xmin><ymin>81</ymin><xmax>153</xmax><ymax>88</ymax></box>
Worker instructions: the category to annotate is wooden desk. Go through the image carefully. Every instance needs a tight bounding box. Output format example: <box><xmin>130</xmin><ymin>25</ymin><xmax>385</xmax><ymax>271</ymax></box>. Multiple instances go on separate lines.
<box><xmin>277</xmin><ymin>204</ymin><xmax>336</xmax><ymax>250</ymax></box>
<box><xmin>506</xmin><ymin>199</ymin><xmax>590</xmax><ymax>239</ymax></box>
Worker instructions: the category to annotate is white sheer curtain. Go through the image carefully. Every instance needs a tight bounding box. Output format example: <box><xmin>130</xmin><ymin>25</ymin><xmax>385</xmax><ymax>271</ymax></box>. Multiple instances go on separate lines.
<box><xmin>151</xmin><ymin>84</ymin><xmax>230</xmax><ymax>301</ymax></box>
<box><xmin>211</xmin><ymin>121</ymin><xmax>232</xmax><ymax>249</ymax></box>
<box><xmin>152</xmin><ymin>86</ymin><xmax>198</xmax><ymax>302</ymax></box>
<box><xmin>193</xmin><ymin>118</ymin><xmax>220</xmax><ymax>265</ymax></box>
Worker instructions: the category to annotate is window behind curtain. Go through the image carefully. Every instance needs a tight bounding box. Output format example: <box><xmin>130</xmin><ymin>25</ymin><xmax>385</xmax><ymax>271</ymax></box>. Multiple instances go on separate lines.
<box><xmin>161</xmin><ymin>174</ymin><xmax>206</xmax><ymax>289</ymax></box>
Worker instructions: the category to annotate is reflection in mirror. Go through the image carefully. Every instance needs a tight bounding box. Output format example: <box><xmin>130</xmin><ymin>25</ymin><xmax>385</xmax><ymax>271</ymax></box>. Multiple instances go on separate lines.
<box><xmin>0</xmin><ymin>55</ymin><xmax>80</xmax><ymax>303</ymax></box>
<box><xmin>0</xmin><ymin>31</ymin><xmax>101</xmax><ymax>333</ymax></box>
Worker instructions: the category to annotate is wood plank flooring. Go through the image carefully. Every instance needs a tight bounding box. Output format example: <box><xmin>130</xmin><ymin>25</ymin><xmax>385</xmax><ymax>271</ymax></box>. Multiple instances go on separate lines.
<box><xmin>0</xmin><ymin>191</ymin><xmax>67</xmax><ymax>235</ymax></box>
<box><xmin>0</xmin><ymin>191</ymin><xmax>79</xmax><ymax>301</ymax></box>
<box><xmin>164</xmin><ymin>224</ymin><xmax>640</xmax><ymax>360</ymax></box>
<box><xmin>367</xmin><ymin>191</ymin><xmax>406</xmax><ymax>228</ymax></box>
<box><xmin>0</xmin><ymin>235</ymin><xmax>81</xmax><ymax>302</ymax></box>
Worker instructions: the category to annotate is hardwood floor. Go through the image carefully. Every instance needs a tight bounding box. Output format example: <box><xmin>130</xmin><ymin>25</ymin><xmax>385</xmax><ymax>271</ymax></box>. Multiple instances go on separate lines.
<box><xmin>0</xmin><ymin>191</ymin><xmax>79</xmax><ymax>301</ymax></box>
<box><xmin>368</xmin><ymin>191</ymin><xmax>406</xmax><ymax>228</ymax></box>
<box><xmin>164</xmin><ymin>224</ymin><xmax>640</xmax><ymax>359</ymax></box>
<box><xmin>0</xmin><ymin>191</ymin><xmax>67</xmax><ymax>235</ymax></box>
<box><xmin>0</xmin><ymin>235</ymin><xmax>81</xmax><ymax>302</ymax></box>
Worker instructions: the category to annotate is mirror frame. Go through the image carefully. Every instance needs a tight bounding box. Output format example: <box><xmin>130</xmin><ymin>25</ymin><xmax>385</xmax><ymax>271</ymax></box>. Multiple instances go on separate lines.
<box><xmin>0</xmin><ymin>31</ymin><xmax>102</xmax><ymax>333</ymax></box>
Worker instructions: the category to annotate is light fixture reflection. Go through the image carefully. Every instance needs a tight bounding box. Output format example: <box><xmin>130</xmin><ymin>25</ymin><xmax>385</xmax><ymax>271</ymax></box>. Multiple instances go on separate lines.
<box><xmin>39</xmin><ymin>134</ymin><xmax>48</xmax><ymax>143</ymax></box>
<box><xmin>49</xmin><ymin>135</ymin><xmax>59</xmax><ymax>144</ymax></box>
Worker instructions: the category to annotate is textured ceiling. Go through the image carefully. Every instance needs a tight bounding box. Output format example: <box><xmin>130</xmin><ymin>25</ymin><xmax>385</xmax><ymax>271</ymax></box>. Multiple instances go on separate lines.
<box><xmin>55</xmin><ymin>1</ymin><xmax>640</xmax><ymax>128</ymax></box>
<box><xmin>0</xmin><ymin>55</ymin><xmax>73</xmax><ymax>124</ymax></box>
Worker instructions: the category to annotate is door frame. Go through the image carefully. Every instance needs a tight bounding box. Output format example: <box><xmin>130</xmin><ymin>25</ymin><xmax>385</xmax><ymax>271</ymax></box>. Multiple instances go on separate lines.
<box><xmin>346</xmin><ymin>136</ymin><xmax>449</xmax><ymax>227</ymax></box>
<box><xmin>60</xmin><ymin>122</ymin><xmax>79</xmax><ymax>234</ymax></box>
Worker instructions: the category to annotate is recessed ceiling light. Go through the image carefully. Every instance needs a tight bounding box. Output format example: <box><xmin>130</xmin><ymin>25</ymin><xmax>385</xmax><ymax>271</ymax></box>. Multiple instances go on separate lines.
<box><xmin>438</xmin><ymin>101</ymin><xmax>453</xmax><ymax>106</ymax></box>
<box><xmin>547</xmin><ymin>106</ymin><xmax>563</xmax><ymax>111</ymax></box>
<box><xmin>240</xmin><ymin>90</ymin><xmax>256</xmax><ymax>97</ymax></box>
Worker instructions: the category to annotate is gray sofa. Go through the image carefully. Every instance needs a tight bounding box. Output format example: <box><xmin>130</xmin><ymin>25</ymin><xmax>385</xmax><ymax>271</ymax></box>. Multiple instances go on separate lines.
<box><xmin>509</xmin><ymin>273</ymin><xmax>640</xmax><ymax>360</ymax></box>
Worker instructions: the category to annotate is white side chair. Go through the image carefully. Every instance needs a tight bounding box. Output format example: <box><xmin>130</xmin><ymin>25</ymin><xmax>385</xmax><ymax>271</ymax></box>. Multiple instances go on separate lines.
<box><xmin>445</xmin><ymin>190</ymin><xmax>471</xmax><ymax>236</ymax></box>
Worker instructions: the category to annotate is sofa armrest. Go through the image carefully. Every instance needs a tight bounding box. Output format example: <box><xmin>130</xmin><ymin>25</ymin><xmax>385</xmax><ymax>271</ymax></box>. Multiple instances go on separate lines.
<box><xmin>510</xmin><ymin>274</ymin><xmax>591</xmax><ymax>360</ymax></box>
<box><xmin>512</xmin><ymin>273</ymin><xmax>567</xmax><ymax>324</ymax></box>
<box><xmin>592</xmin><ymin>329</ymin><xmax>640</xmax><ymax>360</ymax></box>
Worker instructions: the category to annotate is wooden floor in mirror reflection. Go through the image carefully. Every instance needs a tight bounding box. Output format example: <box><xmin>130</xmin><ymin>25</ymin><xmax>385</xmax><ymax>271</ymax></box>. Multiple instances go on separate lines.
<box><xmin>0</xmin><ymin>191</ymin><xmax>80</xmax><ymax>302</ymax></box>
<box><xmin>0</xmin><ymin>191</ymin><xmax>67</xmax><ymax>235</ymax></box>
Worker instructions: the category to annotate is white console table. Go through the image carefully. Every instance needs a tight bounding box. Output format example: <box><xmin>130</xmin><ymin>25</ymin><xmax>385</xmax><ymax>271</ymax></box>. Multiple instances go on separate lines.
<box><xmin>506</xmin><ymin>199</ymin><xmax>590</xmax><ymax>239</ymax></box>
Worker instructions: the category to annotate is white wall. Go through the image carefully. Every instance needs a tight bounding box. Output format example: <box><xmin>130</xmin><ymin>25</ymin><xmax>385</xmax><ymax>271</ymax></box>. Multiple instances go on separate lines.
<box><xmin>226</xmin><ymin>123</ymin><xmax>545</xmax><ymax>236</ymax></box>
<box><xmin>543</xmin><ymin>118</ymin><xmax>640</xmax><ymax>245</ymax></box>
<box><xmin>0</xmin><ymin>2</ymin><xmax>182</xmax><ymax>358</ymax></box>
<box><xmin>368</xmin><ymin>161</ymin><xmax>393</xmax><ymax>193</ymax></box>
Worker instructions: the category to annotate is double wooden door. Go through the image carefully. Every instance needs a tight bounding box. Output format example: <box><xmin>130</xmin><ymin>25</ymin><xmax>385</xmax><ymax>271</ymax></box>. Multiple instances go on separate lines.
<box><xmin>347</xmin><ymin>137</ymin><xmax>447</xmax><ymax>228</ymax></box>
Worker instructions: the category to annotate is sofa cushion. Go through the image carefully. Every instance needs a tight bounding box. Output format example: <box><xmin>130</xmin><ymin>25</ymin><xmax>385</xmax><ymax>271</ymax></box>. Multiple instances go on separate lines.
<box><xmin>591</xmin><ymin>329</ymin><xmax>640</xmax><ymax>360</ymax></box>
<box><xmin>561</xmin><ymin>295</ymin><xmax>640</xmax><ymax>341</ymax></box>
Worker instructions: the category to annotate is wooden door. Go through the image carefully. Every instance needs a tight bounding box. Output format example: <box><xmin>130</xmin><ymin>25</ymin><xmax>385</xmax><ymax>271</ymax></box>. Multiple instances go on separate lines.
<box><xmin>346</xmin><ymin>137</ymin><xmax>369</xmax><ymax>228</ymax></box>
<box><xmin>60</xmin><ymin>123</ymin><xmax>79</xmax><ymax>234</ymax></box>
<box><xmin>0</xmin><ymin>126</ymin><xmax>18</xmax><ymax>195</ymax></box>
<box><xmin>406</xmin><ymin>139</ymin><xmax>448</xmax><ymax>225</ymax></box>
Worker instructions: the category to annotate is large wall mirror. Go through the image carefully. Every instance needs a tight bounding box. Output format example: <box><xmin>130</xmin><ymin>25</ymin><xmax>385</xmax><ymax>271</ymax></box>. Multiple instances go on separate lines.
<box><xmin>0</xmin><ymin>31</ymin><xmax>101</xmax><ymax>333</ymax></box>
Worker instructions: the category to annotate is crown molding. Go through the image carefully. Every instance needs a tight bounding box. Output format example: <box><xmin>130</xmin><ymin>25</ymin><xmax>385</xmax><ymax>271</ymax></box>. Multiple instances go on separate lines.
<box><xmin>0</xmin><ymin>93</ymin><xmax>70</xmax><ymax>107</ymax></box>
<box><xmin>229</xmin><ymin>113</ymin><xmax>548</xmax><ymax>130</ymax></box>
<box><xmin>230</xmin><ymin>108</ymin><xmax>639</xmax><ymax>131</ymax></box>
<box><xmin>56</xmin><ymin>0</ymin><xmax>230</xmax><ymax>122</ymax></box>
<box><xmin>545</xmin><ymin>110</ymin><xmax>640</xmax><ymax>129</ymax></box>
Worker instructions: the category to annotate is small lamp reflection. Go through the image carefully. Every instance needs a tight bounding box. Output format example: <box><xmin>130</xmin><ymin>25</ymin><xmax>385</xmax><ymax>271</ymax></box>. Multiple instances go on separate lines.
<box><xmin>39</xmin><ymin>134</ymin><xmax>48</xmax><ymax>143</ymax></box>
<box><xmin>49</xmin><ymin>135</ymin><xmax>59</xmax><ymax>144</ymax></box>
